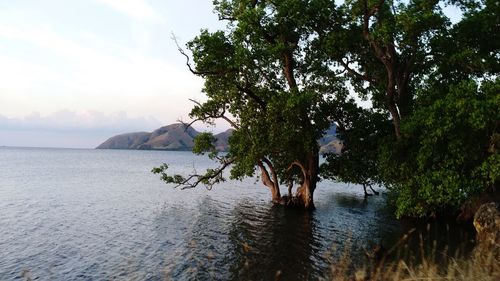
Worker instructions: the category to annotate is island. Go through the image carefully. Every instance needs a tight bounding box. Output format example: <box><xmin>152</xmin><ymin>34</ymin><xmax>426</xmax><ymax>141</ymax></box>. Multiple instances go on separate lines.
<box><xmin>96</xmin><ymin>123</ymin><xmax>341</xmax><ymax>153</ymax></box>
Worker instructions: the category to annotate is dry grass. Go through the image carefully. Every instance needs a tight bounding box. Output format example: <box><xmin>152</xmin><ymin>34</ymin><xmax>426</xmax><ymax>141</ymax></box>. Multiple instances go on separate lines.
<box><xmin>329</xmin><ymin>232</ymin><xmax>500</xmax><ymax>281</ymax></box>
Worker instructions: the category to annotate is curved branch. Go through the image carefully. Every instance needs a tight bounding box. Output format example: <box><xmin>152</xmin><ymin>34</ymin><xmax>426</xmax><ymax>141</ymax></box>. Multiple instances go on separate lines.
<box><xmin>187</xmin><ymin>99</ymin><xmax>240</xmax><ymax>129</ymax></box>
<box><xmin>339</xmin><ymin>59</ymin><xmax>377</xmax><ymax>84</ymax></box>
<box><xmin>172</xmin><ymin>33</ymin><xmax>234</xmax><ymax>76</ymax></box>
<box><xmin>262</xmin><ymin>157</ymin><xmax>279</xmax><ymax>189</ymax></box>
<box><xmin>287</xmin><ymin>160</ymin><xmax>308</xmax><ymax>182</ymax></box>
<box><xmin>172</xmin><ymin>34</ymin><xmax>202</xmax><ymax>76</ymax></box>
<box><xmin>258</xmin><ymin>160</ymin><xmax>275</xmax><ymax>189</ymax></box>
<box><xmin>168</xmin><ymin>159</ymin><xmax>234</xmax><ymax>190</ymax></box>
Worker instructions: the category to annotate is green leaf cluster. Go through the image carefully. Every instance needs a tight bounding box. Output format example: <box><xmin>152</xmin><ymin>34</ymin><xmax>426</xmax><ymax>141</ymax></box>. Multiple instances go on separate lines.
<box><xmin>154</xmin><ymin>0</ymin><xmax>499</xmax><ymax>216</ymax></box>
<box><xmin>319</xmin><ymin>0</ymin><xmax>499</xmax><ymax>217</ymax></box>
<box><xmin>379</xmin><ymin>79</ymin><xmax>499</xmax><ymax>217</ymax></box>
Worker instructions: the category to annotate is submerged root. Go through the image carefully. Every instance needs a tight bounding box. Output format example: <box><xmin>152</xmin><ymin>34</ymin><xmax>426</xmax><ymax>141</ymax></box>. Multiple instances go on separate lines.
<box><xmin>274</xmin><ymin>195</ymin><xmax>315</xmax><ymax>209</ymax></box>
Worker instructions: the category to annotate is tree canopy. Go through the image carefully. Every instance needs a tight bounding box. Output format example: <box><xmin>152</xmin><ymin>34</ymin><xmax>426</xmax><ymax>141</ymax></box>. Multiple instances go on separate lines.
<box><xmin>154</xmin><ymin>0</ymin><xmax>499</xmax><ymax>217</ymax></box>
<box><xmin>154</xmin><ymin>0</ymin><xmax>353</xmax><ymax>209</ymax></box>
<box><xmin>320</xmin><ymin>0</ymin><xmax>499</xmax><ymax>217</ymax></box>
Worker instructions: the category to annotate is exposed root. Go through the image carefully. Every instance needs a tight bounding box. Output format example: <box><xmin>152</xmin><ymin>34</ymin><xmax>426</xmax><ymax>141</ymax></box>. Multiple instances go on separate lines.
<box><xmin>274</xmin><ymin>195</ymin><xmax>315</xmax><ymax>209</ymax></box>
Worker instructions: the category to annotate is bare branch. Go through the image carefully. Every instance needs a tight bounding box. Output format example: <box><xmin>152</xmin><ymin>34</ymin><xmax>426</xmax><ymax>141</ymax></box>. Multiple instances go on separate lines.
<box><xmin>175</xmin><ymin>159</ymin><xmax>234</xmax><ymax>190</ymax></box>
<box><xmin>339</xmin><ymin>59</ymin><xmax>377</xmax><ymax>84</ymax></box>
<box><xmin>179</xmin><ymin>118</ymin><xmax>202</xmax><ymax>131</ymax></box>
<box><xmin>186</xmin><ymin>99</ymin><xmax>240</xmax><ymax>129</ymax></box>
<box><xmin>171</xmin><ymin>33</ymin><xmax>234</xmax><ymax>76</ymax></box>
<box><xmin>171</xmin><ymin>33</ymin><xmax>202</xmax><ymax>75</ymax></box>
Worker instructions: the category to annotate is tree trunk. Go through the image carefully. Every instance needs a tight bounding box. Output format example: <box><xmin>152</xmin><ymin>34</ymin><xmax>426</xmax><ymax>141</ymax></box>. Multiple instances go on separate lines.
<box><xmin>295</xmin><ymin>150</ymin><xmax>319</xmax><ymax>209</ymax></box>
<box><xmin>387</xmin><ymin>93</ymin><xmax>402</xmax><ymax>140</ymax></box>
<box><xmin>283</xmin><ymin>51</ymin><xmax>297</xmax><ymax>89</ymax></box>
<box><xmin>258</xmin><ymin>150</ymin><xmax>319</xmax><ymax>209</ymax></box>
<box><xmin>296</xmin><ymin>181</ymin><xmax>314</xmax><ymax>209</ymax></box>
<box><xmin>258</xmin><ymin>160</ymin><xmax>281</xmax><ymax>203</ymax></box>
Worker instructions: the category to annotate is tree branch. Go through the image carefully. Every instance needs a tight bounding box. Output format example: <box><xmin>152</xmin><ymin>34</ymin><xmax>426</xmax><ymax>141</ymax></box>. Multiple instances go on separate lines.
<box><xmin>235</xmin><ymin>85</ymin><xmax>267</xmax><ymax>110</ymax></box>
<box><xmin>179</xmin><ymin>159</ymin><xmax>234</xmax><ymax>190</ymax></box>
<box><xmin>339</xmin><ymin>59</ymin><xmax>377</xmax><ymax>84</ymax></box>
<box><xmin>172</xmin><ymin>34</ymin><xmax>203</xmax><ymax>76</ymax></box>
<box><xmin>283</xmin><ymin>51</ymin><xmax>298</xmax><ymax>89</ymax></box>
<box><xmin>153</xmin><ymin>159</ymin><xmax>234</xmax><ymax>190</ymax></box>
<box><xmin>187</xmin><ymin>99</ymin><xmax>240</xmax><ymax>129</ymax></box>
<box><xmin>287</xmin><ymin>160</ymin><xmax>308</xmax><ymax>182</ymax></box>
<box><xmin>172</xmin><ymin>33</ymin><xmax>234</xmax><ymax>76</ymax></box>
<box><xmin>262</xmin><ymin>157</ymin><xmax>279</xmax><ymax>189</ymax></box>
<box><xmin>362</xmin><ymin>0</ymin><xmax>389</xmax><ymax>65</ymax></box>
<box><xmin>258</xmin><ymin>160</ymin><xmax>275</xmax><ymax>189</ymax></box>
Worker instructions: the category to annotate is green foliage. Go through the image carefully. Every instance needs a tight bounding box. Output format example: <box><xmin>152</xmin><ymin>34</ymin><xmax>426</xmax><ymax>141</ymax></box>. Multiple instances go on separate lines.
<box><xmin>318</xmin><ymin>0</ymin><xmax>449</xmax><ymax>113</ymax></box>
<box><xmin>154</xmin><ymin>0</ymin><xmax>499</xmax><ymax>216</ymax></box>
<box><xmin>320</xmin><ymin>0</ymin><xmax>499</xmax><ymax>217</ymax></box>
<box><xmin>321</xmin><ymin>106</ymin><xmax>391</xmax><ymax>187</ymax></box>
<box><xmin>151</xmin><ymin>164</ymin><xmax>186</xmax><ymax>185</ymax></box>
<box><xmin>193</xmin><ymin>132</ymin><xmax>219</xmax><ymax>159</ymax></box>
<box><xmin>379</xmin><ymin>79</ymin><xmax>499</xmax><ymax>217</ymax></box>
<box><xmin>432</xmin><ymin>0</ymin><xmax>500</xmax><ymax>81</ymax></box>
<box><xmin>156</xmin><ymin>0</ymin><xmax>348</xmax><ymax>193</ymax></box>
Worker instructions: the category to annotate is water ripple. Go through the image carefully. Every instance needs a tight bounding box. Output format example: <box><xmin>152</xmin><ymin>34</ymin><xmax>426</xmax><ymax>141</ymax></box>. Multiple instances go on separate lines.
<box><xmin>1</xmin><ymin>147</ymin><xmax>465</xmax><ymax>281</ymax></box>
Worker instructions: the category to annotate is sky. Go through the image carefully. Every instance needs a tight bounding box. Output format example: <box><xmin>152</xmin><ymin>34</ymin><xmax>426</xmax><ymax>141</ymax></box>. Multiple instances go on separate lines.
<box><xmin>0</xmin><ymin>0</ymin><xmax>225</xmax><ymax>148</ymax></box>
<box><xmin>0</xmin><ymin>1</ymin><xmax>462</xmax><ymax>148</ymax></box>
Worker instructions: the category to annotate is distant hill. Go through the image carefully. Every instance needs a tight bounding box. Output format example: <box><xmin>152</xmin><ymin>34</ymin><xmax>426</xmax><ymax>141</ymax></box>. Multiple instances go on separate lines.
<box><xmin>213</xmin><ymin>129</ymin><xmax>233</xmax><ymax>151</ymax></box>
<box><xmin>318</xmin><ymin>123</ymin><xmax>337</xmax><ymax>146</ymax></box>
<box><xmin>318</xmin><ymin>123</ymin><xmax>342</xmax><ymax>154</ymax></box>
<box><xmin>97</xmin><ymin>123</ymin><xmax>202</xmax><ymax>151</ymax></box>
<box><xmin>96</xmin><ymin>123</ymin><xmax>341</xmax><ymax>154</ymax></box>
<box><xmin>319</xmin><ymin>139</ymin><xmax>343</xmax><ymax>154</ymax></box>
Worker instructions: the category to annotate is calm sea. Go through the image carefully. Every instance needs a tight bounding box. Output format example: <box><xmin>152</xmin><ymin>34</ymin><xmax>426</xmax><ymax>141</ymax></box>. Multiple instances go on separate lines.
<box><xmin>0</xmin><ymin>147</ymin><xmax>471</xmax><ymax>280</ymax></box>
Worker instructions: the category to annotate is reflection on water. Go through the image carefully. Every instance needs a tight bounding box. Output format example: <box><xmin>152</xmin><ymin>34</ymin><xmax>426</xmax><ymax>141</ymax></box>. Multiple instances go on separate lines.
<box><xmin>227</xmin><ymin>204</ymin><xmax>317</xmax><ymax>281</ymax></box>
<box><xmin>156</xmin><ymin>197</ymin><xmax>320</xmax><ymax>280</ymax></box>
<box><xmin>0</xmin><ymin>147</ymin><xmax>475</xmax><ymax>280</ymax></box>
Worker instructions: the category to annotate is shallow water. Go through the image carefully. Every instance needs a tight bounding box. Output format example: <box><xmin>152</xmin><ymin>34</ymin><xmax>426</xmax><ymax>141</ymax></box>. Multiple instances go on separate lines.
<box><xmin>0</xmin><ymin>147</ymin><xmax>472</xmax><ymax>280</ymax></box>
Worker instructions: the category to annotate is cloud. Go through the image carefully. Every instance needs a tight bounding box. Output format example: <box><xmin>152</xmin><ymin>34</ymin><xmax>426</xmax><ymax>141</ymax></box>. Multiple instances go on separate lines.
<box><xmin>94</xmin><ymin>0</ymin><xmax>164</xmax><ymax>23</ymax></box>
<box><xmin>0</xmin><ymin>110</ymin><xmax>162</xmax><ymax>133</ymax></box>
<box><xmin>0</xmin><ymin>111</ymin><xmax>231</xmax><ymax>148</ymax></box>
<box><xmin>0</xmin><ymin>22</ymin><xmax>204</xmax><ymax>120</ymax></box>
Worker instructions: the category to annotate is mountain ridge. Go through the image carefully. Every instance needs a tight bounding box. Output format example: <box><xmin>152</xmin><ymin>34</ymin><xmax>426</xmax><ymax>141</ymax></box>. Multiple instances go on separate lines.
<box><xmin>96</xmin><ymin>123</ymin><xmax>341</xmax><ymax>153</ymax></box>
<box><xmin>96</xmin><ymin>123</ymin><xmax>231</xmax><ymax>151</ymax></box>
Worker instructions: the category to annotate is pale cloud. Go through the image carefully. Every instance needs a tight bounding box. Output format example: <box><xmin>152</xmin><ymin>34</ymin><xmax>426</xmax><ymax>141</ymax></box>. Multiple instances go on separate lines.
<box><xmin>0</xmin><ymin>22</ymin><xmax>205</xmax><ymax>121</ymax></box>
<box><xmin>0</xmin><ymin>111</ymin><xmax>228</xmax><ymax>148</ymax></box>
<box><xmin>94</xmin><ymin>0</ymin><xmax>164</xmax><ymax>23</ymax></box>
<box><xmin>0</xmin><ymin>0</ymin><xmax>226</xmax><ymax>148</ymax></box>
<box><xmin>0</xmin><ymin>110</ymin><xmax>161</xmax><ymax>132</ymax></box>
<box><xmin>0</xmin><ymin>53</ymin><xmax>65</xmax><ymax>92</ymax></box>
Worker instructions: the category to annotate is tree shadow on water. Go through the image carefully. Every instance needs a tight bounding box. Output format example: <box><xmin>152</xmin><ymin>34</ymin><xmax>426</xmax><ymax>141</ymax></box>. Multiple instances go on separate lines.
<box><xmin>225</xmin><ymin>202</ymin><xmax>319</xmax><ymax>281</ymax></box>
<box><xmin>156</xmin><ymin>193</ymin><xmax>472</xmax><ymax>281</ymax></box>
<box><xmin>160</xmin><ymin>196</ymin><xmax>310</xmax><ymax>280</ymax></box>
<box><xmin>333</xmin><ymin>193</ymin><xmax>370</xmax><ymax>210</ymax></box>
